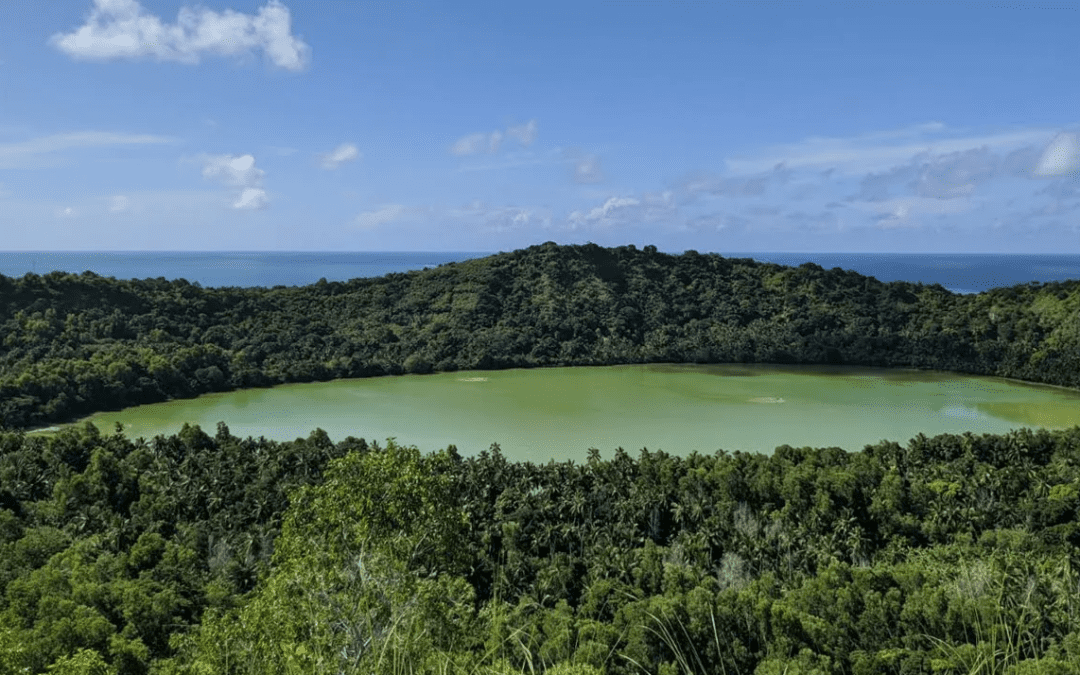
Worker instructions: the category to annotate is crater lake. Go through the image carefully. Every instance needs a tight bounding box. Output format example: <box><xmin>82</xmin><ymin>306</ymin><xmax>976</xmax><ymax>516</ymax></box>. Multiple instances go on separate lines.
<box><xmin>70</xmin><ymin>363</ymin><xmax>1080</xmax><ymax>461</ymax></box>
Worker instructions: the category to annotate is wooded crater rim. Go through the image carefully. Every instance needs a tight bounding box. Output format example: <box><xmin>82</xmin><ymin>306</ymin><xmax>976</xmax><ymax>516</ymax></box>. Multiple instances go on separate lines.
<box><xmin>3</xmin><ymin>242</ymin><xmax>1080</xmax><ymax>431</ymax></box>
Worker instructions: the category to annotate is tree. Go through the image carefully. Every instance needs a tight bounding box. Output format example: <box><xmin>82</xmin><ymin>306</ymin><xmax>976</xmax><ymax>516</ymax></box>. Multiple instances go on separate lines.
<box><xmin>173</xmin><ymin>440</ymin><xmax>475</xmax><ymax>674</ymax></box>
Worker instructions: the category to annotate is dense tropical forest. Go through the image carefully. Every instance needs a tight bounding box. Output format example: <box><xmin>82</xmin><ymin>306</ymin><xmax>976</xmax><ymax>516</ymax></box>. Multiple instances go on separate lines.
<box><xmin>1</xmin><ymin>423</ymin><xmax>1080</xmax><ymax>674</ymax></box>
<box><xmin>1</xmin><ymin>242</ymin><xmax>1080</xmax><ymax>673</ymax></box>
<box><xmin>1</xmin><ymin>241</ymin><xmax>1079</xmax><ymax>430</ymax></box>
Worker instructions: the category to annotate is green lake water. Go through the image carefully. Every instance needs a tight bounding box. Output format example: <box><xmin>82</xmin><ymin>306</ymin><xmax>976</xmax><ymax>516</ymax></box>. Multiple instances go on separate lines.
<box><xmin>75</xmin><ymin>364</ymin><xmax>1080</xmax><ymax>462</ymax></box>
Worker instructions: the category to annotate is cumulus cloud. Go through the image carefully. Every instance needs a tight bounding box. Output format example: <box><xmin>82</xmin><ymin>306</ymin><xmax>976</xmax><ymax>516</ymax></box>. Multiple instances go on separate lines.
<box><xmin>109</xmin><ymin>195</ymin><xmax>129</xmax><ymax>212</ymax></box>
<box><xmin>451</xmin><ymin>131</ymin><xmax>502</xmax><ymax>156</ymax></box>
<box><xmin>233</xmin><ymin>188</ymin><xmax>268</xmax><ymax>210</ymax></box>
<box><xmin>571</xmin><ymin>196</ymin><xmax>639</xmax><ymax>223</ymax></box>
<box><xmin>1035</xmin><ymin>133</ymin><xmax>1080</xmax><ymax>177</ymax></box>
<box><xmin>49</xmin><ymin>0</ymin><xmax>310</xmax><ymax>71</ymax></box>
<box><xmin>563</xmin><ymin>190</ymin><xmax>680</xmax><ymax>231</ymax></box>
<box><xmin>568</xmin><ymin>197</ymin><xmax>634</xmax><ymax>230</ymax></box>
<box><xmin>202</xmin><ymin>153</ymin><xmax>264</xmax><ymax>186</ymax></box>
<box><xmin>319</xmin><ymin>143</ymin><xmax>360</xmax><ymax>169</ymax></box>
<box><xmin>201</xmin><ymin>153</ymin><xmax>267</xmax><ymax>209</ymax></box>
<box><xmin>483</xmin><ymin>207</ymin><xmax>533</xmax><ymax>233</ymax></box>
<box><xmin>450</xmin><ymin>120</ymin><xmax>537</xmax><ymax>156</ymax></box>
<box><xmin>57</xmin><ymin>206</ymin><xmax>77</xmax><ymax>218</ymax></box>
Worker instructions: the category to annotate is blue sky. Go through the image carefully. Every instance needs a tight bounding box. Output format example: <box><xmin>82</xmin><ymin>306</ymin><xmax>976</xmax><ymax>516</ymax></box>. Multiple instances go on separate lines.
<box><xmin>1</xmin><ymin>0</ymin><xmax>1078</xmax><ymax>253</ymax></box>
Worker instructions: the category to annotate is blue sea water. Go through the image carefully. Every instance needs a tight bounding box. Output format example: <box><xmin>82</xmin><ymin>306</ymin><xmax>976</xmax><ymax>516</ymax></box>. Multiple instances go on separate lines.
<box><xmin>1</xmin><ymin>250</ymin><xmax>1079</xmax><ymax>294</ymax></box>
<box><xmin>0</xmin><ymin>251</ymin><xmax>488</xmax><ymax>290</ymax></box>
<box><xmin>731</xmin><ymin>253</ymin><xmax>1080</xmax><ymax>295</ymax></box>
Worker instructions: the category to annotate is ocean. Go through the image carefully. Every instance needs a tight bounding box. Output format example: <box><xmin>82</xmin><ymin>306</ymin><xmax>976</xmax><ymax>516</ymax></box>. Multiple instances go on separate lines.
<box><xmin>1</xmin><ymin>250</ymin><xmax>1079</xmax><ymax>295</ymax></box>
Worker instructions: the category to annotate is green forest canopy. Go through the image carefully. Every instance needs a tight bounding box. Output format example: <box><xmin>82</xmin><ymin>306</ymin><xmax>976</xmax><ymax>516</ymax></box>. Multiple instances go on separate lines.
<box><xmin>2</xmin><ymin>423</ymin><xmax>1080</xmax><ymax>674</ymax></box>
<box><xmin>2</xmin><ymin>241</ymin><xmax>1079</xmax><ymax>429</ymax></box>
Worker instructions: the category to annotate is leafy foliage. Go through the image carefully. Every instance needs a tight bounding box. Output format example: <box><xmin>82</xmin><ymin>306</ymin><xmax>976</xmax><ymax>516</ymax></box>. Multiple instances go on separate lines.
<box><xmin>1</xmin><ymin>424</ymin><xmax>1079</xmax><ymax>673</ymax></box>
<box><xmin>0</xmin><ymin>423</ymin><xmax>353</xmax><ymax>674</ymax></box>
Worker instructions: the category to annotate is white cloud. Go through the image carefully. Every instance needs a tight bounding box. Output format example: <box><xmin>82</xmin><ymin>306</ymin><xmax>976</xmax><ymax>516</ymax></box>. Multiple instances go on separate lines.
<box><xmin>666</xmin><ymin>122</ymin><xmax>1080</xmax><ymax>245</ymax></box>
<box><xmin>233</xmin><ymin>188</ymin><xmax>268</xmax><ymax>210</ymax></box>
<box><xmin>202</xmin><ymin>153</ymin><xmax>264</xmax><ymax>187</ymax></box>
<box><xmin>0</xmin><ymin>131</ymin><xmax>177</xmax><ymax>169</ymax></box>
<box><xmin>568</xmin><ymin>196</ymin><xmax>640</xmax><ymax>229</ymax></box>
<box><xmin>506</xmin><ymin>120</ymin><xmax>538</xmax><ymax>147</ymax></box>
<box><xmin>109</xmin><ymin>195</ymin><xmax>129</xmax><ymax>212</ymax></box>
<box><xmin>448</xmin><ymin>200</ymin><xmax>542</xmax><ymax>233</ymax></box>
<box><xmin>451</xmin><ymin>131</ymin><xmax>503</xmax><ymax>156</ymax></box>
<box><xmin>319</xmin><ymin>143</ymin><xmax>360</xmax><ymax>169</ymax></box>
<box><xmin>1035</xmin><ymin>133</ymin><xmax>1080</xmax><ymax>176</ymax></box>
<box><xmin>588</xmin><ymin>196</ymin><xmax>639</xmax><ymax>219</ymax></box>
<box><xmin>486</xmin><ymin>207</ymin><xmax>532</xmax><ymax>233</ymax></box>
<box><xmin>562</xmin><ymin>190</ymin><xmax>681</xmax><ymax>232</ymax></box>
<box><xmin>451</xmin><ymin>120</ymin><xmax>538</xmax><ymax>156</ymax></box>
<box><xmin>201</xmin><ymin>153</ymin><xmax>268</xmax><ymax>209</ymax></box>
<box><xmin>57</xmin><ymin>206</ymin><xmax>77</xmax><ymax>218</ymax></box>
<box><xmin>727</xmin><ymin>123</ymin><xmax>1053</xmax><ymax>176</ymax></box>
<box><xmin>49</xmin><ymin>0</ymin><xmax>310</xmax><ymax>71</ymax></box>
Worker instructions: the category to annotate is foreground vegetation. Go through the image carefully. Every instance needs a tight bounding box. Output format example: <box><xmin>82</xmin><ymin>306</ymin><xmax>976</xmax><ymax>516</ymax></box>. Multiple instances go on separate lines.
<box><xmin>2</xmin><ymin>242</ymin><xmax>1080</xmax><ymax>429</ymax></box>
<box><xmin>1</xmin><ymin>422</ymin><xmax>1079</xmax><ymax>673</ymax></box>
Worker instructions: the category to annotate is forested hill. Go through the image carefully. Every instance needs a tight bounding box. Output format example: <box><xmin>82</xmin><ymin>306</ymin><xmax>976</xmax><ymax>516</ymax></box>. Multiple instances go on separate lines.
<box><xmin>2</xmin><ymin>241</ymin><xmax>1079</xmax><ymax>428</ymax></box>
